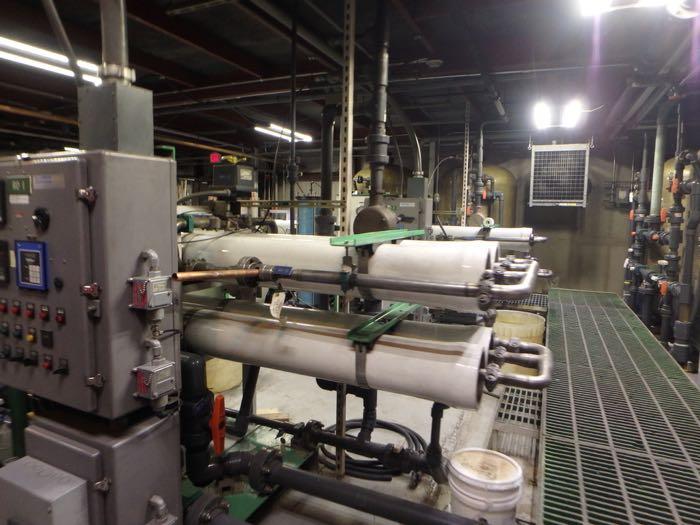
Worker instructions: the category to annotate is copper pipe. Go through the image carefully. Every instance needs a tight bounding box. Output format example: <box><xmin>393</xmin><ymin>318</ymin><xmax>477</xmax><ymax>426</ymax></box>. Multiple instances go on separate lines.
<box><xmin>172</xmin><ymin>269</ymin><xmax>260</xmax><ymax>283</ymax></box>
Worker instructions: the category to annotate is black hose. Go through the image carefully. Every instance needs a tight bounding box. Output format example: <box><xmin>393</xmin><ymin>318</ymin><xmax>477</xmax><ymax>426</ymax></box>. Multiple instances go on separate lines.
<box><xmin>318</xmin><ymin>419</ymin><xmax>427</xmax><ymax>482</ymax></box>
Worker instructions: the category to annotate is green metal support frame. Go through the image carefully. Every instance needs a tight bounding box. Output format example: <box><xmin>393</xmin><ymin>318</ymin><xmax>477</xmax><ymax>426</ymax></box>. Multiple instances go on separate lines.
<box><xmin>347</xmin><ymin>302</ymin><xmax>422</xmax><ymax>346</ymax></box>
<box><xmin>330</xmin><ymin>228</ymin><xmax>426</xmax><ymax>247</ymax></box>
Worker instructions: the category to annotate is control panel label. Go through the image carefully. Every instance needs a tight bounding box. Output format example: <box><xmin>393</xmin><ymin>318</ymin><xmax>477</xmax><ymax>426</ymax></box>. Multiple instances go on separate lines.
<box><xmin>6</xmin><ymin>177</ymin><xmax>31</xmax><ymax>195</ymax></box>
<box><xmin>33</xmin><ymin>174</ymin><xmax>66</xmax><ymax>190</ymax></box>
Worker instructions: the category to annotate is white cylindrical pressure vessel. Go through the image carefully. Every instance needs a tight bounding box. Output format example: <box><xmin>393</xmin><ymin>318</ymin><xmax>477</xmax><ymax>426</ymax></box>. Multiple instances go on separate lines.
<box><xmin>181</xmin><ymin>232</ymin><xmax>499</xmax><ymax>311</ymax></box>
<box><xmin>184</xmin><ymin>303</ymin><xmax>490</xmax><ymax>409</ymax></box>
<box><xmin>431</xmin><ymin>226</ymin><xmax>533</xmax><ymax>253</ymax></box>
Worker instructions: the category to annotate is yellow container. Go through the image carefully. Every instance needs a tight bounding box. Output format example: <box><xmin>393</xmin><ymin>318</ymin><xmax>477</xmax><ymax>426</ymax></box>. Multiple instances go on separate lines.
<box><xmin>493</xmin><ymin>310</ymin><xmax>545</xmax><ymax>344</ymax></box>
<box><xmin>206</xmin><ymin>358</ymin><xmax>243</xmax><ymax>393</ymax></box>
<box><xmin>493</xmin><ymin>310</ymin><xmax>545</xmax><ymax>377</ymax></box>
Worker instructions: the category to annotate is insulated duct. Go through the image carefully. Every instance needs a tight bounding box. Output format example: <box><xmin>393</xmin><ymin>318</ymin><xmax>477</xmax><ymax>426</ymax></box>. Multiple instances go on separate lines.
<box><xmin>184</xmin><ymin>303</ymin><xmax>489</xmax><ymax>409</ymax></box>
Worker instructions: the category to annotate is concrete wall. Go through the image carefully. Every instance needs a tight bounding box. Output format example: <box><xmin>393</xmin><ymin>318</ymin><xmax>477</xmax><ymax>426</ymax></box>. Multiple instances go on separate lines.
<box><xmin>501</xmin><ymin>156</ymin><xmax>631</xmax><ymax>292</ymax></box>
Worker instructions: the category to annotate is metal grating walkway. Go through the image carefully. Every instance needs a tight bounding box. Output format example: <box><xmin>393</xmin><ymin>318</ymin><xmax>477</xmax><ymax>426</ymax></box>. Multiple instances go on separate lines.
<box><xmin>541</xmin><ymin>289</ymin><xmax>700</xmax><ymax>525</ymax></box>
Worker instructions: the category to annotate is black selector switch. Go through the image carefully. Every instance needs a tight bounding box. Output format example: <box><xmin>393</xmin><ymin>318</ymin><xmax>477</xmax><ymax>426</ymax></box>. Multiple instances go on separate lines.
<box><xmin>10</xmin><ymin>347</ymin><xmax>23</xmax><ymax>362</ymax></box>
<box><xmin>0</xmin><ymin>344</ymin><xmax>10</xmax><ymax>359</ymax></box>
<box><xmin>40</xmin><ymin>330</ymin><xmax>53</xmax><ymax>349</ymax></box>
<box><xmin>32</xmin><ymin>207</ymin><xmax>50</xmax><ymax>232</ymax></box>
<box><xmin>53</xmin><ymin>358</ymin><xmax>69</xmax><ymax>375</ymax></box>
<box><xmin>23</xmin><ymin>350</ymin><xmax>38</xmax><ymax>367</ymax></box>
<box><xmin>0</xmin><ymin>322</ymin><xmax>9</xmax><ymax>336</ymax></box>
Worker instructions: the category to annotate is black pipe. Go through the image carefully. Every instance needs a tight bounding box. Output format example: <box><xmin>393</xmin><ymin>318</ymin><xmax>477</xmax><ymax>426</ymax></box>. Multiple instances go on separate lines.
<box><xmin>180</xmin><ymin>352</ymin><xmax>219</xmax><ymax>487</ymax></box>
<box><xmin>288</xmin><ymin>0</ymin><xmax>299</xmax><ymax>234</ymax></box>
<box><xmin>316</xmin><ymin>104</ymin><xmax>337</xmax><ymax>237</ymax></box>
<box><xmin>265</xmin><ymin>463</ymin><xmax>475</xmax><ymax>525</ymax></box>
<box><xmin>181</xmin><ymin>353</ymin><xmax>255</xmax><ymax>487</ymax></box>
<box><xmin>368</xmin><ymin>0</ymin><xmax>390</xmax><ymax>207</ymax></box>
<box><xmin>639</xmin><ymin>133</ymin><xmax>650</xmax><ymax>214</ymax></box>
<box><xmin>230</xmin><ymin>365</ymin><xmax>260</xmax><ymax>438</ymax></box>
<box><xmin>317</xmin><ymin>380</ymin><xmax>377</xmax><ymax>441</ymax></box>
<box><xmin>425</xmin><ymin>403</ymin><xmax>448</xmax><ymax>483</ymax></box>
<box><xmin>177</xmin><ymin>189</ymin><xmax>231</xmax><ymax>205</ymax></box>
<box><xmin>225</xmin><ymin>408</ymin><xmax>432</xmax><ymax>479</ymax></box>
<box><xmin>41</xmin><ymin>0</ymin><xmax>84</xmax><ymax>87</ymax></box>
<box><xmin>660</xmin><ymin>289</ymin><xmax>673</xmax><ymax>344</ymax></box>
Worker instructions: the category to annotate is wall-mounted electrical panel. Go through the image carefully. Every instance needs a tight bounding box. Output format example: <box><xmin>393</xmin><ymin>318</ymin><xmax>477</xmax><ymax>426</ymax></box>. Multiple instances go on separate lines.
<box><xmin>0</xmin><ymin>151</ymin><xmax>179</xmax><ymax>419</ymax></box>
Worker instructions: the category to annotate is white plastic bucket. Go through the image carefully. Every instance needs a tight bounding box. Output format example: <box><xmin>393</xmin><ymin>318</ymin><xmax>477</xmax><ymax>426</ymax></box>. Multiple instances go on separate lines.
<box><xmin>448</xmin><ymin>448</ymin><xmax>523</xmax><ymax>525</ymax></box>
<box><xmin>493</xmin><ymin>310</ymin><xmax>545</xmax><ymax>344</ymax></box>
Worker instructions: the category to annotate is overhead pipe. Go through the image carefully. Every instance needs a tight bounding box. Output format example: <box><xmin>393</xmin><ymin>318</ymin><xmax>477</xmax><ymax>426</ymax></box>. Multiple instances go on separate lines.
<box><xmin>368</xmin><ymin>0</ymin><xmax>390</xmax><ymax>207</ymax></box>
<box><xmin>99</xmin><ymin>0</ymin><xmax>131</xmax><ymax>82</ymax></box>
<box><xmin>288</xmin><ymin>3</ymin><xmax>299</xmax><ymax>235</ymax></box>
<box><xmin>40</xmin><ymin>0</ymin><xmax>84</xmax><ymax>87</ymax></box>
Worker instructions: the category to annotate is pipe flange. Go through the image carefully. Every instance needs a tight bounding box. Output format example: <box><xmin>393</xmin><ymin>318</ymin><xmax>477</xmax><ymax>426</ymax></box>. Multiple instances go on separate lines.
<box><xmin>236</xmin><ymin>256</ymin><xmax>262</xmax><ymax>287</ymax></box>
<box><xmin>98</xmin><ymin>63</ymin><xmax>136</xmax><ymax>83</ymax></box>
<box><xmin>184</xmin><ymin>493</ymin><xmax>229</xmax><ymax>525</ymax></box>
<box><xmin>248</xmin><ymin>450</ymin><xmax>282</xmax><ymax>494</ymax></box>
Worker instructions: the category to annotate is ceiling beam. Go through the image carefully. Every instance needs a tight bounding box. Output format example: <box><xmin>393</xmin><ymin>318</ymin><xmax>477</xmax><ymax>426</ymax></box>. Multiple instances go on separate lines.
<box><xmin>123</xmin><ymin>0</ymin><xmax>269</xmax><ymax>79</ymax></box>
<box><xmin>389</xmin><ymin>0</ymin><xmax>435</xmax><ymax>56</ymax></box>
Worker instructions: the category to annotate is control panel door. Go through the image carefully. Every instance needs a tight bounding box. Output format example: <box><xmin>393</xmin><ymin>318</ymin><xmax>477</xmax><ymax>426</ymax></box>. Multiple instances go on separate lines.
<box><xmin>0</xmin><ymin>157</ymin><xmax>97</xmax><ymax>412</ymax></box>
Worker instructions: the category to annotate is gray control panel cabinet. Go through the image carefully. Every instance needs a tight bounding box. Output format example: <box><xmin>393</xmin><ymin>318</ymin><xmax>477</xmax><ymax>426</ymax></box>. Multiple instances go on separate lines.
<box><xmin>0</xmin><ymin>151</ymin><xmax>179</xmax><ymax>419</ymax></box>
<box><xmin>25</xmin><ymin>413</ymin><xmax>181</xmax><ymax>525</ymax></box>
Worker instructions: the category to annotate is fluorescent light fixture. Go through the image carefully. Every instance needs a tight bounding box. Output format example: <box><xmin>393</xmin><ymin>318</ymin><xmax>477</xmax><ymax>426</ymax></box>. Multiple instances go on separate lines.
<box><xmin>255</xmin><ymin>123</ymin><xmax>313</xmax><ymax>142</ymax></box>
<box><xmin>579</xmin><ymin>0</ymin><xmax>612</xmax><ymax>16</ymax></box>
<box><xmin>269</xmin><ymin>123</ymin><xmax>313</xmax><ymax>142</ymax></box>
<box><xmin>0</xmin><ymin>36</ymin><xmax>101</xmax><ymax>85</ymax></box>
<box><xmin>533</xmin><ymin>102</ymin><xmax>553</xmax><ymax>130</ymax></box>
<box><xmin>254</xmin><ymin>126</ymin><xmax>293</xmax><ymax>142</ymax></box>
<box><xmin>0</xmin><ymin>36</ymin><xmax>98</xmax><ymax>73</ymax></box>
<box><xmin>562</xmin><ymin>99</ymin><xmax>584</xmax><ymax>128</ymax></box>
<box><xmin>64</xmin><ymin>147</ymin><xmax>81</xmax><ymax>153</ymax></box>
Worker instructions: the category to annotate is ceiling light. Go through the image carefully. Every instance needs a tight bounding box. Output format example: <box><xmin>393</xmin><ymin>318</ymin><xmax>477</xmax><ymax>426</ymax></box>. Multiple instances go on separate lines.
<box><xmin>255</xmin><ymin>123</ymin><xmax>312</xmax><ymax>142</ymax></box>
<box><xmin>269</xmin><ymin>123</ymin><xmax>312</xmax><ymax>142</ymax></box>
<box><xmin>0</xmin><ymin>36</ymin><xmax>99</xmax><ymax>73</ymax></box>
<box><xmin>533</xmin><ymin>102</ymin><xmax>553</xmax><ymax>130</ymax></box>
<box><xmin>0</xmin><ymin>49</ymin><xmax>101</xmax><ymax>86</ymax></box>
<box><xmin>579</xmin><ymin>0</ymin><xmax>612</xmax><ymax>16</ymax></box>
<box><xmin>562</xmin><ymin>99</ymin><xmax>584</xmax><ymax>128</ymax></box>
<box><xmin>254</xmin><ymin>126</ymin><xmax>293</xmax><ymax>142</ymax></box>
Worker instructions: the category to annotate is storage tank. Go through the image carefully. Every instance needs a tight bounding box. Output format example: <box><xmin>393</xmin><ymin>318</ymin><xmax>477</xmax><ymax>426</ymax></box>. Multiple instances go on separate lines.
<box><xmin>659</xmin><ymin>158</ymin><xmax>694</xmax><ymax>211</ymax></box>
<box><xmin>484</xmin><ymin>164</ymin><xmax>517</xmax><ymax>227</ymax></box>
<box><xmin>650</xmin><ymin>158</ymin><xmax>695</xmax><ymax>261</ymax></box>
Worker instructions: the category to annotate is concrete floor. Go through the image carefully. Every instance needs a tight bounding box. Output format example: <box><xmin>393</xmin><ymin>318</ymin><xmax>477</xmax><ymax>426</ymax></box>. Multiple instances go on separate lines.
<box><xmin>222</xmin><ymin>368</ymin><xmax>508</xmax><ymax>524</ymax></box>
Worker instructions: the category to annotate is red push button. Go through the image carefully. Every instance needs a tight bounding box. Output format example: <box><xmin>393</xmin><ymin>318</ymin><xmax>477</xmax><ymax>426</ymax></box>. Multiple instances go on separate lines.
<box><xmin>0</xmin><ymin>300</ymin><xmax>8</xmax><ymax>314</ymax></box>
<box><xmin>11</xmin><ymin>301</ymin><xmax>21</xmax><ymax>316</ymax></box>
<box><xmin>41</xmin><ymin>355</ymin><xmax>53</xmax><ymax>370</ymax></box>
<box><xmin>39</xmin><ymin>305</ymin><xmax>49</xmax><ymax>321</ymax></box>
<box><xmin>55</xmin><ymin>308</ymin><xmax>66</xmax><ymax>325</ymax></box>
<box><xmin>25</xmin><ymin>303</ymin><xmax>35</xmax><ymax>319</ymax></box>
